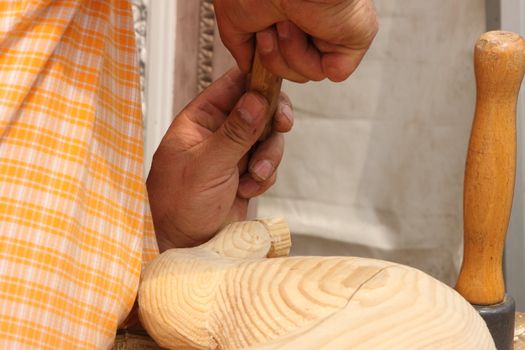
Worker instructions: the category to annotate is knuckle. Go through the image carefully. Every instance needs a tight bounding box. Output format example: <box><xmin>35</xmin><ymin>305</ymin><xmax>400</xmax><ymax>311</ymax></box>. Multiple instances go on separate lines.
<box><xmin>247</xmin><ymin>92</ymin><xmax>268</xmax><ymax>111</ymax></box>
<box><xmin>222</xmin><ymin>118</ymin><xmax>250</xmax><ymax>147</ymax></box>
<box><xmin>287</xmin><ymin>73</ymin><xmax>309</xmax><ymax>83</ymax></box>
<box><xmin>267</xmin><ymin>174</ymin><xmax>277</xmax><ymax>187</ymax></box>
<box><xmin>279</xmin><ymin>91</ymin><xmax>290</xmax><ymax>101</ymax></box>
<box><xmin>306</xmin><ymin>71</ymin><xmax>324</xmax><ymax>82</ymax></box>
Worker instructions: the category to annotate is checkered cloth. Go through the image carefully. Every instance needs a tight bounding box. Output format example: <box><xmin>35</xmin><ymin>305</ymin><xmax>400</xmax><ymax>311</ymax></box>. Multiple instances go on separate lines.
<box><xmin>0</xmin><ymin>1</ymin><xmax>159</xmax><ymax>348</ymax></box>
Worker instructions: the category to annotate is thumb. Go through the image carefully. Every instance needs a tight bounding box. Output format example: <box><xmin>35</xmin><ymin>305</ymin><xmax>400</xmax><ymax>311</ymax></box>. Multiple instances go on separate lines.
<box><xmin>202</xmin><ymin>92</ymin><xmax>269</xmax><ymax>169</ymax></box>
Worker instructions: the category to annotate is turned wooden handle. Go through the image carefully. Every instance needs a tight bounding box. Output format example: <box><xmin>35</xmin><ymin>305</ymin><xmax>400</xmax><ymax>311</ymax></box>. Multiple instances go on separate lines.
<box><xmin>456</xmin><ymin>31</ymin><xmax>525</xmax><ymax>305</ymax></box>
<box><xmin>248</xmin><ymin>50</ymin><xmax>283</xmax><ymax>140</ymax></box>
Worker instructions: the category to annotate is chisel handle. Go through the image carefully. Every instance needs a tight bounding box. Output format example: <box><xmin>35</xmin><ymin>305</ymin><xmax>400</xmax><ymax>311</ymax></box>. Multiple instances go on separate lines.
<box><xmin>456</xmin><ymin>31</ymin><xmax>525</xmax><ymax>305</ymax></box>
<box><xmin>248</xmin><ymin>50</ymin><xmax>283</xmax><ymax>141</ymax></box>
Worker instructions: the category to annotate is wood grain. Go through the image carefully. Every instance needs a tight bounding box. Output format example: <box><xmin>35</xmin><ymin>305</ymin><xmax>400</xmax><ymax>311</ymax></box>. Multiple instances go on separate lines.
<box><xmin>515</xmin><ymin>312</ymin><xmax>525</xmax><ymax>349</ymax></box>
<box><xmin>139</xmin><ymin>219</ymin><xmax>494</xmax><ymax>349</ymax></box>
<box><xmin>248</xmin><ymin>51</ymin><xmax>282</xmax><ymax>140</ymax></box>
<box><xmin>111</xmin><ymin>312</ymin><xmax>525</xmax><ymax>349</ymax></box>
<box><xmin>455</xmin><ymin>31</ymin><xmax>525</xmax><ymax>305</ymax></box>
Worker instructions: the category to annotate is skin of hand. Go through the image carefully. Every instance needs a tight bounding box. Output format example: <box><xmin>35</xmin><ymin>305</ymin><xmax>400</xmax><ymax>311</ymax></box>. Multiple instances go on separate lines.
<box><xmin>214</xmin><ymin>0</ymin><xmax>378</xmax><ymax>83</ymax></box>
<box><xmin>146</xmin><ymin>68</ymin><xmax>293</xmax><ymax>252</ymax></box>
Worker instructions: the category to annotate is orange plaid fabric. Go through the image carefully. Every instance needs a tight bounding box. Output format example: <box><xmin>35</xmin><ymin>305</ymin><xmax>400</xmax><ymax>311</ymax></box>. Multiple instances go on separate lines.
<box><xmin>0</xmin><ymin>0</ymin><xmax>158</xmax><ymax>348</ymax></box>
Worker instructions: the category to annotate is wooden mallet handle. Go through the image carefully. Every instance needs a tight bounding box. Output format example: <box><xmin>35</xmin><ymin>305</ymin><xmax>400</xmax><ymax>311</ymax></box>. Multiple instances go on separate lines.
<box><xmin>456</xmin><ymin>31</ymin><xmax>525</xmax><ymax>305</ymax></box>
<box><xmin>248</xmin><ymin>50</ymin><xmax>283</xmax><ymax>140</ymax></box>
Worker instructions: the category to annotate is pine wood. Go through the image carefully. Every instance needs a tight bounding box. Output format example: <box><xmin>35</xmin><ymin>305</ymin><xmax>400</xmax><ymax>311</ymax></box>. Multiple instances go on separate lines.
<box><xmin>139</xmin><ymin>218</ymin><xmax>494</xmax><ymax>349</ymax></box>
<box><xmin>112</xmin><ymin>312</ymin><xmax>525</xmax><ymax>349</ymax></box>
<box><xmin>515</xmin><ymin>312</ymin><xmax>525</xmax><ymax>349</ymax></box>
<box><xmin>455</xmin><ymin>31</ymin><xmax>525</xmax><ymax>305</ymax></box>
<box><xmin>248</xmin><ymin>51</ymin><xmax>282</xmax><ymax>140</ymax></box>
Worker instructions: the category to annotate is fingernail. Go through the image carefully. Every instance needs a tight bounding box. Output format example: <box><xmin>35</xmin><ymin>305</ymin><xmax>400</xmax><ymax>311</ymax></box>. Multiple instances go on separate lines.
<box><xmin>237</xmin><ymin>108</ymin><xmax>255</xmax><ymax>125</ymax></box>
<box><xmin>239</xmin><ymin>177</ymin><xmax>261</xmax><ymax>198</ymax></box>
<box><xmin>257</xmin><ymin>30</ymin><xmax>274</xmax><ymax>53</ymax></box>
<box><xmin>237</xmin><ymin>93</ymin><xmax>265</xmax><ymax>125</ymax></box>
<box><xmin>251</xmin><ymin>160</ymin><xmax>273</xmax><ymax>181</ymax></box>
<box><xmin>277</xmin><ymin>21</ymin><xmax>290</xmax><ymax>40</ymax></box>
<box><xmin>280</xmin><ymin>104</ymin><xmax>294</xmax><ymax>125</ymax></box>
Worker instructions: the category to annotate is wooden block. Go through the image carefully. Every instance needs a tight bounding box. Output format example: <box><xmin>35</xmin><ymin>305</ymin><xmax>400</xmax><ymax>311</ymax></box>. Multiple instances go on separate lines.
<box><xmin>138</xmin><ymin>219</ymin><xmax>495</xmax><ymax>349</ymax></box>
<box><xmin>514</xmin><ymin>312</ymin><xmax>525</xmax><ymax>349</ymax></box>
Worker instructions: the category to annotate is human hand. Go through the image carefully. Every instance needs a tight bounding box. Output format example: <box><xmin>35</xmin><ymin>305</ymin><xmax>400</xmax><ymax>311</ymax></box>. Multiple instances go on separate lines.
<box><xmin>147</xmin><ymin>68</ymin><xmax>293</xmax><ymax>251</ymax></box>
<box><xmin>214</xmin><ymin>0</ymin><xmax>378</xmax><ymax>82</ymax></box>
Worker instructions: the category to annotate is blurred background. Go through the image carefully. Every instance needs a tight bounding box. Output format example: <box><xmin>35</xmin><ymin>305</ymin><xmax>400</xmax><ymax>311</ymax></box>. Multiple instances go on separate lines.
<box><xmin>133</xmin><ymin>0</ymin><xmax>525</xmax><ymax>309</ymax></box>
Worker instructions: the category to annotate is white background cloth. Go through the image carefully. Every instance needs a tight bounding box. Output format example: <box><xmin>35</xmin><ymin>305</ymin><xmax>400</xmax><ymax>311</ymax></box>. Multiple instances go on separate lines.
<box><xmin>169</xmin><ymin>0</ymin><xmax>486</xmax><ymax>286</ymax></box>
<box><xmin>256</xmin><ymin>0</ymin><xmax>485</xmax><ymax>285</ymax></box>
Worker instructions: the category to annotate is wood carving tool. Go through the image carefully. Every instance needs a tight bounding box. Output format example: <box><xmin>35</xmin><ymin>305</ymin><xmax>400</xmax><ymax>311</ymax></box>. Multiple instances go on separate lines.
<box><xmin>248</xmin><ymin>50</ymin><xmax>283</xmax><ymax>140</ymax></box>
<box><xmin>456</xmin><ymin>31</ymin><xmax>525</xmax><ymax>350</ymax></box>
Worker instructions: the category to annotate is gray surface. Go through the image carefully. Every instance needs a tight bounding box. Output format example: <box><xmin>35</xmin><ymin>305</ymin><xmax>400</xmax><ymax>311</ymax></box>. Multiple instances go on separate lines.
<box><xmin>486</xmin><ymin>0</ymin><xmax>501</xmax><ymax>30</ymax></box>
<box><xmin>501</xmin><ymin>0</ymin><xmax>525</xmax><ymax>312</ymax></box>
<box><xmin>475</xmin><ymin>295</ymin><xmax>515</xmax><ymax>350</ymax></box>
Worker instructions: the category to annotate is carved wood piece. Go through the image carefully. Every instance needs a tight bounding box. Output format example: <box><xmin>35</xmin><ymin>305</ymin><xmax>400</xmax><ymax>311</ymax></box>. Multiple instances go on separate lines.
<box><xmin>139</xmin><ymin>218</ymin><xmax>494</xmax><ymax>349</ymax></box>
<box><xmin>112</xmin><ymin>312</ymin><xmax>525</xmax><ymax>349</ymax></box>
<box><xmin>455</xmin><ymin>31</ymin><xmax>525</xmax><ymax>305</ymax></box>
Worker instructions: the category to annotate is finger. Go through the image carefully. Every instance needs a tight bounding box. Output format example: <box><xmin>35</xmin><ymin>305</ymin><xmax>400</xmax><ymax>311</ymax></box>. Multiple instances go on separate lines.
<box><xmin>214</xmin><ymin>0</ymin><xmax>286</xmax><ymax>73</ymax></box>
<box><xmin>214</xmin><ymin>2</ymin><xmax>255</xmax><ymax>73</ymax></box>
<box><xmin>238</xmin><ymin>172</ymin><xmax>277</xmax><ymax>199</ymax></box>
<box><xmin>184</xmin><ymin>68</ymin><xmax>247</xmax><ymax>131</ymax></box>
<box><xmin>219</xmin><ymin>30</ymin><xmax>255</xmax><ymax>73</ymax></box>
<box><xmin>276</xmin><ymin>21</ymin><xmax>325</xmax><ymax>81</ymax></box>
<box><xmin>314</xmin><ymin>38</ymin><xmax>368</xmax><ymax>82</ymax></box>
<box><xmin>321</xmin><ymin>49</ymin><xmax>368</xmax><ymax>82</ymax></box>
<box><xmin>248</xmin><ymin>132</ymin><xmax>284</xmax><ymax>182</ymax></box>
<box><xmin>273</xmin><ymin>92</ymin><xmax>294</xmax><ymax>133</ymax></box>
<box><xmin>202</xmin><ymin>92</ymin><xmax>269</xmax><ymax>170</ymax></box>
<box><xmin>256</xmin><ymin>28</ymin><xmax>309</xmax><ymax>83</ymax></box>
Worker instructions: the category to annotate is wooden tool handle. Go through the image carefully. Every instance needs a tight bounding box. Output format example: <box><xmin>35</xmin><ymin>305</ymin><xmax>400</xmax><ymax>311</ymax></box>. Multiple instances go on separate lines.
<box><xmin>456</xmin><ymin>31</ymin><xmax>525</xmax><ymax>305</ymax></box>
<box><xmin>248</xmin><ymin>50</ymin><xmax>283</xmax><ymax>140</ymax></box>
